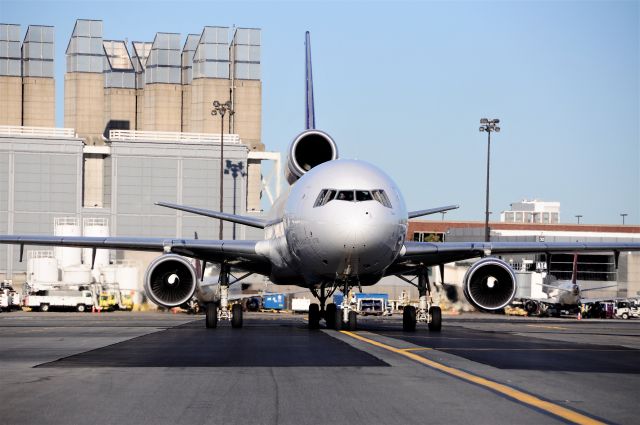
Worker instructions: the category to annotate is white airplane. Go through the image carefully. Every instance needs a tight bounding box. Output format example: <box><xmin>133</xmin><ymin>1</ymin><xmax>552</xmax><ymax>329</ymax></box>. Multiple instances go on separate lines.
<box><xmin>2</xmin><ymin>32</ymin><xmax>640</xmax><ymax>331</ymax></box>
<box><xmin>523</xmin><ymin>253</ymin><xmax>619</xmax><ymax>315</ymax></box>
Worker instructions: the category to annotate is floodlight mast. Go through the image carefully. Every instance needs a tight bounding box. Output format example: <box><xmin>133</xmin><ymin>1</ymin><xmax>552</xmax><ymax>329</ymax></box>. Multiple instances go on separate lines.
<box><xmin>212</xmin><ymin>100</ymin><xmax>235</xmax><ymax>239</ymax></box>
<box><xmin>479</xmin><ymin>118</ymin><xmax>501</xmax><ymax>242</ymax></box>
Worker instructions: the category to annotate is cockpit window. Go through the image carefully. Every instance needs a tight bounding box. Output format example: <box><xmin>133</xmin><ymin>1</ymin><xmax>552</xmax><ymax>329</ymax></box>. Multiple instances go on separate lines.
<box><xmin>313</xmin><ymin>189</ymin><xmax>337</xmax><ymax>207</ymax></box>
<box><xmin>314</xmin><ymin>188</ymin><xmax>393</xmax><ymax>208</ymax></box>
<box><xmin>356</xmin><ymin>190</ymin><xmax>373</xmax><ymax>201</ymax></box>
<box><xmin>336</xmin><ymin>190</ymin><xmax>354</xmax><ymax>201</ymax></box>
<box><xmin>372</xmin><ymin>190</ymin><xmax>392</xmax><ymax>208</ymax></box>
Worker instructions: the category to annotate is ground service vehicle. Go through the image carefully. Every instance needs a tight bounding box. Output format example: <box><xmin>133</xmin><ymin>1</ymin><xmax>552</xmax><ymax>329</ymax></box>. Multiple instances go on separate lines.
<box><xmin>24</xmin><ymin>290</ymin><xmax>94</xmax><ymax>312</ymax></box>
<box><xmin>615</xmin><ymin>301</ymin><xmax>640</xmax><ymax>319</ymax></box>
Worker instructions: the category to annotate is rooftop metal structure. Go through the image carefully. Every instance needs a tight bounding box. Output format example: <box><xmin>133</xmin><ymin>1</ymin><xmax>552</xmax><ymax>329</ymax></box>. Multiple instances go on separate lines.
<box><xmin>103</xmin><ymin>40</ymin><xmax>135</xmax><ymax>88</ymax></box>
<box><xmin>0</xmin><ymin>23</ymin><xmax>21</xmax><ymax>76</ymax></box>
<box><xmin>22</xmin><ymin>25</ymin><xmax>55</xmax><ymax>78</ymax></box>
<box><xmin>193</xmin><ymin>26</ymin><xmax>229</xmax><ymax>79</ymax></box>
<box><xmin>66</xmin><ymin>19</ymin><xmax>103</xmax><ymax>73</ymax></box>
<box><xmin>181</xmin><ymin>34</ymin><xmax>199</xmax><ymax>85</ymax></box>
<box><xmin>231</xmin><ymin>27</ymin><xmax>261</xmax><ymax>80</ymax></box>
<box><xmin>145</xmin><ymin>32</ymin><xmax>181</xmax><ymax>84</ymax></box>
<box><xmin>131</xmin><ymin>41</ymin><xmax>152</xmax><ymax>89</ymax></box>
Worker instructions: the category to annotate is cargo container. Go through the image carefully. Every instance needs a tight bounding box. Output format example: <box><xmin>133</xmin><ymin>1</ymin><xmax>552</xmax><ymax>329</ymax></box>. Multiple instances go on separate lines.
<box><xmin>263</xmin><ymin>293</ymin><xmax>286</xmax><ymax>310</ymax></box>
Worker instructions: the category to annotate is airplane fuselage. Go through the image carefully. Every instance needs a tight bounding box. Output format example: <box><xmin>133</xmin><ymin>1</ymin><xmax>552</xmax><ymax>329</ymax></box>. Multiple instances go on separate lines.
<box><xmin>259</xmin><ymin>160</ymin><xmax>408</xmax><ymax>288</ymax></box>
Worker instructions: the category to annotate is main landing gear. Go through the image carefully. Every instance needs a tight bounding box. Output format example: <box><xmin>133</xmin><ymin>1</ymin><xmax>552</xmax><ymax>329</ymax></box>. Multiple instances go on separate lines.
<box><xmin>400</xmin><ymin>268</ymin><xmax>442</xmax><ymax>332</ymax></box>
<box><xmin>205</xmin><ymin>264</ymin><xmax>252</xmax><ymax>329</ymax></box>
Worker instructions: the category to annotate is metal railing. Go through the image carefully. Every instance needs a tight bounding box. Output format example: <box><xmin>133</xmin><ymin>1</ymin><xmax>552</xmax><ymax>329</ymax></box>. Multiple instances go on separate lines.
<box><xmin>0</xmin><ymin>125</ymin><xmax>76</xmax><ymax>138</ymax></box>
<box><xmin>109</xmin><ymin>129</ymin><xmax>241</xmax><ymax>144</ymax></box>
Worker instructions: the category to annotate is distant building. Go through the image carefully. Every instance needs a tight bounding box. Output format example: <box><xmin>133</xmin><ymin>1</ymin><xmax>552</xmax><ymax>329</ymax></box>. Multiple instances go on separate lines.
<box><xmin>408</xmin><ymin>219</ymin><xmax>640</xmax><ymax>298</ymax></box>
<box><xmin>500</xmin><ymin>199</ymin><xmax>560</xmax><ymax>224</ymax></box>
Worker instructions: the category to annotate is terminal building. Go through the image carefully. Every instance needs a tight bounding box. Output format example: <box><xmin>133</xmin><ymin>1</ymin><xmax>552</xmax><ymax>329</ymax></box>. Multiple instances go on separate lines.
<box><xmin>408</xmin><ymin>219</ymin><xmax>640</xmax><ymax>301</ymax></box>
<box><xmin>0</xmin><ymin>20</ymin><xmax>274</xmax><ymax>299</ymax></box>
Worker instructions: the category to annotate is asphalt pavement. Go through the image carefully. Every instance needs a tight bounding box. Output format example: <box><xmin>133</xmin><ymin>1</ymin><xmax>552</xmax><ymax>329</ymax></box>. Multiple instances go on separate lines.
<box><xmin>0</xmin><ymin>311</ymin><xmax>638</xmax><ymax>425</ymax></box>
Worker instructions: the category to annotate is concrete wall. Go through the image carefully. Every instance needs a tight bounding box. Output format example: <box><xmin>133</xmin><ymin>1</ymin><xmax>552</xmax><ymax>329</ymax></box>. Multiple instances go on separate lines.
<box><xmin>181</xmin><ymin>85</ymin><xmax>192</xmax><ymax>133</ymax></box>
<box><xmin>104</xmin><ymin>88</ymin><xmax>136</xmax><ymax>132</ymax></box>
<box><xmin>0</xmin><ymin>76</ymin><xmax>22</xmax><ymax>125</ymax></box>
<box><xmin>22</xmin><ymin>77</ymin><xmax>55</xmax><ymax>127</ymax></box>
<box><xmin>233</xmin><ymin>79</ymin><xmax>263</xmax><ymax>152</ymax></box>
<box><xmin>189</xmin><ymin>78</ymin><xmax>229</xmax><ymax>133</ymax></box>
<box><xmin>142</xmin><ymin>84</ymin><xmax>182</xmax><ymax>132</ymax></box>
<box><xmin>64</xmin><ymin>73</ymin><xmax>104</xmax><ymax>145</ymax></box>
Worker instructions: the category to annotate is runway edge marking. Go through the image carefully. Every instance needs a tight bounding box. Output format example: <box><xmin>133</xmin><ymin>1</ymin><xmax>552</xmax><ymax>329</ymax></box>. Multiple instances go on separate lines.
<box><xmin>340</xmin><ymin>330</ymin><xmax>605</xmax><ymax>425</ymax></box>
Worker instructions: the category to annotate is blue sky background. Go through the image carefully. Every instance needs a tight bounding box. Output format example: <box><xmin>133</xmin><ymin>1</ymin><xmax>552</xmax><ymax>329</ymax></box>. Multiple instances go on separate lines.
<box><xmin>2</xmin><ymin>0</ymin><xmax>638</xmax><ymax>225</ymax></box>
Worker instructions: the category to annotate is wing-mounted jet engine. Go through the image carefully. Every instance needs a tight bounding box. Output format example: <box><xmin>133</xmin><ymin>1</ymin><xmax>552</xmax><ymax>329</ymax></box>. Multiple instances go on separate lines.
<box><xmin>143</xmin><ymin>254</ymin><xmax>197</xmax><ymax>308</ymax></box>
<box><xmin>285</xmin><ymin>129</ymin><xmax>338</xmax><ymax>184</ymax></box>
<box><xmin>462</xmin><ymin>257</ymin><xmax>517</xmax><ymax>312</ymax></box>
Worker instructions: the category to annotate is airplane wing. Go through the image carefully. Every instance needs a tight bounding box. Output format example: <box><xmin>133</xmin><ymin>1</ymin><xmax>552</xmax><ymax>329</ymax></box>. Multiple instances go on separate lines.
<box><xmin>0</xmin><ymin>235</ymin><xmax>271</xmax><ymax>275</ymax></box>
<box><xmin>408</xmin><ymin>205</ymin><xmax>459</xmax><ymax>219</ymax></box>
<box><xmin>156</xmin><ymin>201</ymin><xmax>273</xmax><ymax>229</ymax></box>
<box><xmin>387</xmin><ymin>241</ymin><xmax>640</xmax><ymax>274</ymax></box>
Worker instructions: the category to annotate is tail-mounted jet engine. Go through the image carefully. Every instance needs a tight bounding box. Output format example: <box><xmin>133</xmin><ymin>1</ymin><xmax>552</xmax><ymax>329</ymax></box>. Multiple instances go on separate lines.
<box><xmin>144</xmin><ymin>254</ymin><xmax>197</xmax><ymax>308</ymax></box>
<box><xmin>286</xmin><ymin>129</ymin><xmax>338</xmax><ymax>184</ymax></box>
<box><xmin>462</xmin><ymin>258</ymin><xmax>517</xmax><ymax>312</ymax></box>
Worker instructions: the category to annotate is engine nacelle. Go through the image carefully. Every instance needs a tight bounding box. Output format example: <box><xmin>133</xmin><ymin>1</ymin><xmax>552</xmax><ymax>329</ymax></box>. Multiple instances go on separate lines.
<box><xmin>463</xmin><ymin>258</ymin><xmax>517</xmax><ymax>312</ymax></box>
<box><xmin>144</xmin><ymin>254</ymin><xmax>197</xmax><ymax>308</ymax></box>
<box><xmin>286</xmin><ymin>129</ymin><xmax>338</xmax><ymax>184</ymax></box>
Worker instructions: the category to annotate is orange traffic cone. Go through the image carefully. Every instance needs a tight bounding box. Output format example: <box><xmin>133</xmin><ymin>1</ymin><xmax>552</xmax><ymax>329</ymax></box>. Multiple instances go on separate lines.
<box><xmin>577</xmin><ymin>312</ymin><xmax>582</xmax><ymax>320</ymax></box>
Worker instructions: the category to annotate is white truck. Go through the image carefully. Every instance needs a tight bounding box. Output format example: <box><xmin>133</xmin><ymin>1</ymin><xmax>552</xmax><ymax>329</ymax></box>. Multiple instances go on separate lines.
<box><xmin>615</xmin><ymin>300</ymin><xmax>640</xmax><ymax>319</ymax></box>
<box><xmin>24</xmin><ymin>290</ymin><xmax>94</xmax><ymax>312</ymax></box>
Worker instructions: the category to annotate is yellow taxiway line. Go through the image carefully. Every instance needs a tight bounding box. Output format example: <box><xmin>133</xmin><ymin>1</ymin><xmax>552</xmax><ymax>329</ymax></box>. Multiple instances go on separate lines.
<box><xmin>525</xmin><ymin>324</ymin><xmax>569</xmax><ymax>330</ymax></box>
<box><xmin>340</xmin><ymin>330</ymin><xmax>605</xmax><ymax>425</ymax></box>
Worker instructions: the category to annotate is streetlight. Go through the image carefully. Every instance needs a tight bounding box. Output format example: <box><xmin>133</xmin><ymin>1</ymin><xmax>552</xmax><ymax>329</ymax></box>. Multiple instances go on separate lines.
<box><xmin>211</xmin><ymin>100</ymin><xmax>235</xmax><ymax>239</ymax></box>
<box><xmin>479</xmin><ymin>118</ymin><xmax>500</xmax><ymax>242</ymax></box>
<box><xmin>575</xmin><ymin>214</ymin><xmax>583</xmax><ymax>224</ymax></box>
<box><xmin>621</xmin><ymin>213</ymin><xmax>628</xmax><ymax>225</ymax></box>
<box><xmin>224</xmin><ymin>160</ymin><xmax>246</xmax><ymax>240</ymax></box>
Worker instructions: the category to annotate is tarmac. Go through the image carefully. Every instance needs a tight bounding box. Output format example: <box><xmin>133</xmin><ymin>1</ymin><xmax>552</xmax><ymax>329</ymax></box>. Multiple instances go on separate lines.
<box><xmin>0</xmin><ymin>310</ymin><xmax>638</xmax><ymax>425</ymax></box>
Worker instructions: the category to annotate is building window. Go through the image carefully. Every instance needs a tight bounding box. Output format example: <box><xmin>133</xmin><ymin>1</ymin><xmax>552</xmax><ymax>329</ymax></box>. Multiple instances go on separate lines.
<box><xmin>413</xmin><ymin>232</ymin><xmax>444</xmax><ymax>242</ymax></box>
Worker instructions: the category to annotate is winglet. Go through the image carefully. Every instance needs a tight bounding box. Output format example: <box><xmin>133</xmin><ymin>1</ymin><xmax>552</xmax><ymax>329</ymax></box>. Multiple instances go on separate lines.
<box><xmin>305</xmin><ymin>31</ymin><xmax>315</xmax><ymax>130</ymax></box>
<box><xmin>408</xmin><ymin>205</ymin><xmax>460</xmax><ymax>219</ymax></box>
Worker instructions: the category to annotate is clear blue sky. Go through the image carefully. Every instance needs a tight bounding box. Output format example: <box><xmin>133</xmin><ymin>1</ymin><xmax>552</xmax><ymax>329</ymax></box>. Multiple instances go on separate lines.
<box><xmin>2</xmin><ymin>0</ymin><xmax>638</xmax><ymax>225</ymax></box>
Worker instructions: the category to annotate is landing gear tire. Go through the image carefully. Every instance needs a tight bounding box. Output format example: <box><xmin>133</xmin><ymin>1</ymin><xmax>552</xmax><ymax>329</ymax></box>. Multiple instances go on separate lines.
<box><xmin>403</xmin><ymin>306</ymin><xmax>416</xmax><ymax>332</ymax></box>
<box><xmin>205</xmin><ymin>303</ymin><xmax>218</xmax><ymax>329</ymax></box>
<box><xmin>325</xmin><ymin>303</ymin><xmax>338</xmax><ymax>329</ymax></box>
<box><xmin>428</xmin><ymin>306</ymin><xmax>442</xmax><ymax>332</ymax></box>
<box><xmin>308</xmin><ymin>304</ymin><xmax>320</xmax><ymax>329</ymax></box>
<box><xmin>231</xmin><ymin>304</ymin><xmax>243</xmax><ymax>329</ymax></box>
<box><xmin>345</xmin><ymin>310</ymin><xmax>357</xmax><ymax>331</ymax></box>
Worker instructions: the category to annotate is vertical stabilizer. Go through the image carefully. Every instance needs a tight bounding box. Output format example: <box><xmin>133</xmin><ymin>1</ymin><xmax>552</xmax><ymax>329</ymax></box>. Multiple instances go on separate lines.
<box><xmin>305</xmin><ymin>31</ymin><xmax>315</xmax><ymax>129</ymax></box>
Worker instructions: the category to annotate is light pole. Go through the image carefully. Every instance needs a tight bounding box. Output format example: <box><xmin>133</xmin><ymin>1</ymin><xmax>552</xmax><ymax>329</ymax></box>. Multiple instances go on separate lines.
<box><xmin>211</xmin><ymin>100</ymin><xmax>234</xmax><ymax>239</ymax></box>
<box><xmin>621</xmin><ymin>213</ymin><xmax>628</xmax><ymax>225</ymax></box>
<box><xmin>479</xmin><ymin>118</ymin><xmax>500</xmax><ymax>242</ymax></box>
<box><xmin>575</xmin><ymin>215</ymin><xmax>583</xmax><ymax>224</ymax></box>
<box><xmin>224</xmin><ymin>160</ymin><xmax>246</xmax><ymax>240</ymax></box>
